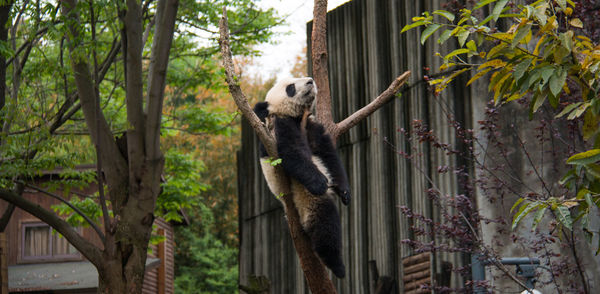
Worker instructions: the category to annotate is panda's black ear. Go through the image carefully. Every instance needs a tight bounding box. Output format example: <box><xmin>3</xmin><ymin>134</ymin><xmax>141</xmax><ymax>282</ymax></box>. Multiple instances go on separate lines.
<box><xmin>286</xmin><ymin>84</ymin><xmax>296</xmax><ymax>97</ymax></box>
<box><xmin>253</xmin><ymin>102</ymin><xmax>269</xmax><ymax>122</ymax></box>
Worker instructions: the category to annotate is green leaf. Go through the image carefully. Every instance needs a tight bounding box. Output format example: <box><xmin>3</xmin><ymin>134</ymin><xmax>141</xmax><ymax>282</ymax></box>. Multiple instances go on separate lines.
<box><xmin>559</xmin><ymin>168</ymin><xmax>577</xmax><ymax>185</ymax></box>
<box><xmin>559</xmin><ymin>31</ymin><xmax>574</xmax><ymax>52</ymax></box>
<box><xmin>534</xmin><ymin>3</ymin><xmax>548</xmax><ymax>25</ymax></box>
<box><xmin>511</xmin><ymin>198</ymin><xmax>525</xmax><ymax>213</ymax></box>
<box><xmin>488</xmin><ymin>42</ymin><xmax>507</xmax><ymax>59</ymax></box>
<box><xmin>540</xmin><ymin>66</ymin><xmax>555</xmax><ymax>85</ymax></box>
<box><xmin>584</xmin><ymin>163</ymin><xmax>600</xmax><ymax>179</ymax></box>
<box><xmin>457</xmin><ymin>29</ymin><xmax>470</xmax><ymax>47</ymax></box>
<box><xmin>421</xmin><ymin>24</ymin><xmax>442</xmax><ymax>44</ymax></box>
<box><xmin>513</xmin><ymin>58</ymin><xmax>531</xmax><ymax>82</ymax></box>
<box><xmin>492</xmin><ymin>0</ymin><xmax>509</xmax><ymax>21</ymax></box>
<box><xmin>402</xmin><ymin>20</ymin><xmax>427</xmax><ymax>33</ymax></box>
<box><xmin>445</xmin><ymin>48</ymin><xmax>470</xmax><ymax>59</ymax></box>
<box><xmin>567</xmin><ymin>149</ymin><xmax>600</xmax><ymax>165</ymax></box>
<box><xmin>512</xmin><ymin>23</ymin><xmax>532</xmax><ymax>47</ymax></box>
<box><xmin>548</xmin><ymin>67</ymin><xmax>566</xmax><ymax>97</ymax></box>
<box><xmin>570</xmin><ymin>18</ymin><xmax>583</xmax><ymax>28</ymax></box>
<box><xmin>554</xmin><ymin>205</ymin><xmax>573</xmax><ymax>230</ymax></box>
<box><xmin>531</xmin><ymin>206</ymin><xmax>547</xmax><ymax>231</ymax></box>
<box><xmin>557</xmin><ymin>0</ymin><xmax>567</xmax><ymax>9</ymax></box>
<box><xmin>466</xmin><ymin>40</ymin><xmax>477</xmax><ymax>52</ymax></box>
<box><xmin>584</xmin><ymin>192</ymin><xmax>594</xmax><ymax>208</ymax></box>
<box><xmin>433</xmin><ymin>10</ymin><xmax>455</xmax><ymax>22</ymax></box>
<box><xmin>467</xmin><ymin>68</ymin><xmax>492</xmax><ymax>86</ymax></box>
<box><xmin>568</xmin><ymin>103</ymin><xmax>591</xmax><ymax>120</ymax></box>
<box><xmin>438</xmin><ymin>29</ymin><xmax>453</xmax><ymax>44</ymax></box>
<box><xmin>474</xmin><ymin>0</ymin><xmax>498</xmax><ymax>10</ymax></box>
<box><xmin>531</xmin><ymin>90</ymin><xmax>546</xmax><ymax>113</ymax></box>
<box><xmin>555</xmin><ymin>102</ymin><xmax>582</xmax><ymax>118</ymax></box>
<box><xmin>512</xmin><ymin>201</ymin><xmax>538</xmax><ymax>230</ymax></box>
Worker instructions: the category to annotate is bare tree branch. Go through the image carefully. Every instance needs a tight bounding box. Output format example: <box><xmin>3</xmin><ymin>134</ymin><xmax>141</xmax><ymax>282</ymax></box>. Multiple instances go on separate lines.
<box><xmin>0</xmin><ymin>188</ymin><xmax>102</xmax><ymax>265</ymax></box>
<box><xmin>311</xmin><ymin>0</ymin><xmax>410</xmax><ymax>142</ymax></box>
<box><xmin>334</xmin><ymin>71</ymin><xmax>411</xmax><ymax>138</ymax></box>
<box><xmin>218</xmin><ymin>7</ymin><xmax>276</xmax><ymax>157</ymax></box>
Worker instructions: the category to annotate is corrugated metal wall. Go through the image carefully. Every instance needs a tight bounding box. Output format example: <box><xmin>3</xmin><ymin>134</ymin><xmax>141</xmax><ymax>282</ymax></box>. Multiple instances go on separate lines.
<box><xmin>238</xmin><ymin>0</ymin><xmax>470</xmax><ymax>292</ymax></box>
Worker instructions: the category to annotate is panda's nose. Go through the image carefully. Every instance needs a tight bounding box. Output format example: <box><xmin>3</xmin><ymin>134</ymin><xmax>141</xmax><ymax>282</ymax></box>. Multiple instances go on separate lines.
<box><xmin>306</xmin><ymin>80</ymin><xmax>313</xmax><ymax>85</ymax></box>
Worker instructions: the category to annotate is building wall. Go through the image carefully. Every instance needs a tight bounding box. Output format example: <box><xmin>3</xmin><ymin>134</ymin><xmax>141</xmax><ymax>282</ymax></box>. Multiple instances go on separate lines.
<box><xmin>1</xmin><ymin>181</ymin><xmax>102</xmax><ymax>266</ymax></box>
<box><xmin>0</xmin><ymin>177</ymin><xmax>176</xmax><ymax>294</ymax></box>
<box><xmin>238</xmin><ymin>0</ymin><xmax>469</xmax><ymax>292</ymax></box>
<box><xmin>143</xmin><ymin>218</ymin><xmax>175</xmax><ymax>294</ymax></box>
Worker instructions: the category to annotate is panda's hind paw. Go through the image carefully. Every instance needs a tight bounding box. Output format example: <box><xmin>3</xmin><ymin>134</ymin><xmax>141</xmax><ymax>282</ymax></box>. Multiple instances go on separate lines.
<box><xmin>331</xmin><ymin>185</ymin><xmax>351</xmax><ymax>205</ymax></box>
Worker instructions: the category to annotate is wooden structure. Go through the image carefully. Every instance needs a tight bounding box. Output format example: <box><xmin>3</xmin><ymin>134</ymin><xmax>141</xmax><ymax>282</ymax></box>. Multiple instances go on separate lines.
<box><xmin>0</xmin><ymin>168</ymin><xmax>177</xmax><ymax>294</ymax></box>
<box><xmin>401</xmin><ymin>253</ymin><xmax>431</xmax><ymax>293</ymax></box>
<box><xmin>238</xmin><ymin>0</ymin><xmax>471</xmax><ymax>292</ymax></box>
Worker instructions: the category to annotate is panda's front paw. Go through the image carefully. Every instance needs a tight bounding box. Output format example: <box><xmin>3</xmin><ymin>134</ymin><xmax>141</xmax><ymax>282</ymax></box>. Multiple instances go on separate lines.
<box><xmin>307</xmin><ymin>174</ymin><xmax>328</xmax><ymax>196</ymax></box>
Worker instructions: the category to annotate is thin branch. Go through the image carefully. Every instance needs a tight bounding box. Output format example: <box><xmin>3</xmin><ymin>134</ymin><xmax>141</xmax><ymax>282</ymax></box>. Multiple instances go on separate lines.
<box><xmin>0</xmin><ymin>187</ymin><xmax>102</xmax><ymax>265</ymax></box>
<box><xmin>19</xmin><ymin>182</ymin><xmax>105</xmax><ymax>243</ymax></box>
<box><xmin>218</xmin><ymin>7</ymin><xmax>276</xmax><ymax>156</ymax></box>
<box><xmin>334</xmin><ymin>71</ymin><xmax>411</xmax><ymax>139</ymax></box>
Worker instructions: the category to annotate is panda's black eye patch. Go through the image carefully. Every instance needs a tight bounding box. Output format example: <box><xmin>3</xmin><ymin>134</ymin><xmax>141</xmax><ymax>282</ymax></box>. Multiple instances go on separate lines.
<box><xmin>286</xmin><ymin>84</ymin><xmax>296</xmax><ymax>97</ymax></box>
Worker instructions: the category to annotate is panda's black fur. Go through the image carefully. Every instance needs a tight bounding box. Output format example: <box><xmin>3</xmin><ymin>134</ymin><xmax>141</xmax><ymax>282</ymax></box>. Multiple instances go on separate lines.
<box><xmin>253</xmin><ymin>77</ymin><xmax>350</xmax><ymax>278</ymax></box>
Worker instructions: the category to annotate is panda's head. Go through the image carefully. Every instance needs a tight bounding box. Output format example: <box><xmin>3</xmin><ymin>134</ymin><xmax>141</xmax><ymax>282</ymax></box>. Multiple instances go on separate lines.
<box><xmin>265</xmin><ymin>77</ymin><xmax>317</xmax><ymax>117</ymax></box>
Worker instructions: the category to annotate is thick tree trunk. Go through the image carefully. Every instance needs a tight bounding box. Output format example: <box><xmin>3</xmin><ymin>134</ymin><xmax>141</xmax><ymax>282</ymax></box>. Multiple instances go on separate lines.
<box><xmin>60</xmin><ymin>0</ymin><xmax>176</xmax><ymax>293</ymax></box>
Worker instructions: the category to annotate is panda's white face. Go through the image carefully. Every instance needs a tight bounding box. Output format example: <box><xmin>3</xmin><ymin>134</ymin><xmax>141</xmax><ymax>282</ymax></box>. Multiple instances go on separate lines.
<box><xmin>265</xmin><ymin>77</ymin><xmax>317</xmax><ymax>117</ymax></box>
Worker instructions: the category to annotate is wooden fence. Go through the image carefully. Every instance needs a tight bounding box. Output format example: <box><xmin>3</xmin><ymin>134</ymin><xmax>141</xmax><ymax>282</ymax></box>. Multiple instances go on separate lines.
<box><xmin>238</xmin><ymin>0</ymin><xmax>474</xmax><ymax>292</ymax></box>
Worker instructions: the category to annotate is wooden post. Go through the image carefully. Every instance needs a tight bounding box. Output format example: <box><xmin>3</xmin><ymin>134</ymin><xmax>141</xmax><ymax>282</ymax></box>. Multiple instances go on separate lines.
<box><xmin>0</xmin><ymin>232</ymin><xmax>7</xmax><ymax>294</ymax></box>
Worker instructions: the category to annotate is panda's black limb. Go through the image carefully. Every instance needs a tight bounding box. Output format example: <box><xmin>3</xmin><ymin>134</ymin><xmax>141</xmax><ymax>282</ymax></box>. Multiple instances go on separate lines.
<box><xmin>304</xmin><ymin>198</ymin><xmax>345</xmax><ymax>278</ymax></box>
<box><xmin>306</xmin><ymin>119</ymin><xmax>352</xmax><ymax>205</ymax></box>
<box><xmin>274</xmin><ymin>117</ymin><xmax>329</xmax><ymax>196</ymax></box>
<box><xmin>253</xmin><ymin>102</ymin><xmax>269</xmax><ymax>122</ymax></box>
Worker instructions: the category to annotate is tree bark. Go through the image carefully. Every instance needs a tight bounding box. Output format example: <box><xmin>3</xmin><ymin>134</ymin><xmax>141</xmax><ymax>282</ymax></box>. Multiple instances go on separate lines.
<box><xmin>311</xmin><ymin>0</ymin><xmax>336</xmax><ymax>136</ymax></box>
<box><xmin>61</xmin><ymin>1</ymin><xmax>176</xmax><ymax>293</ymax></box>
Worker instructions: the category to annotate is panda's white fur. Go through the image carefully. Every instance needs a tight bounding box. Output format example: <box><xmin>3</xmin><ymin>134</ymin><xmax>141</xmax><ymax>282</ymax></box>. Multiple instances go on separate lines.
<box><xmin>254</xmin><ymin>77</ymin><xmax>349</xmax><ymax>278</ymax></box>
<box><xmin>265</xmin><ymin>77</ymin><xmax>317</xmax><ymax>117</ymax></box>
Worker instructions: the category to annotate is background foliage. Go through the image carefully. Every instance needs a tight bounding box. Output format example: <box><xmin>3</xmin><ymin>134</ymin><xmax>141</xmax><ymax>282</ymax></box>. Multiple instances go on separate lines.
<box><xmin>0</xmin><ymin>0</ymin><xmax>282</xmax><ymax>292</ymax></box>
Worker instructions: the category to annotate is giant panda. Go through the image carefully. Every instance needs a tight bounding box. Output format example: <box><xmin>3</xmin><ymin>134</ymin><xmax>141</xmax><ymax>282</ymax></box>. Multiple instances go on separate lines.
<box><xmin>253</xmin><ymin>77</ymin><xmax>350</xmax><ymax>279</ymax></box>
